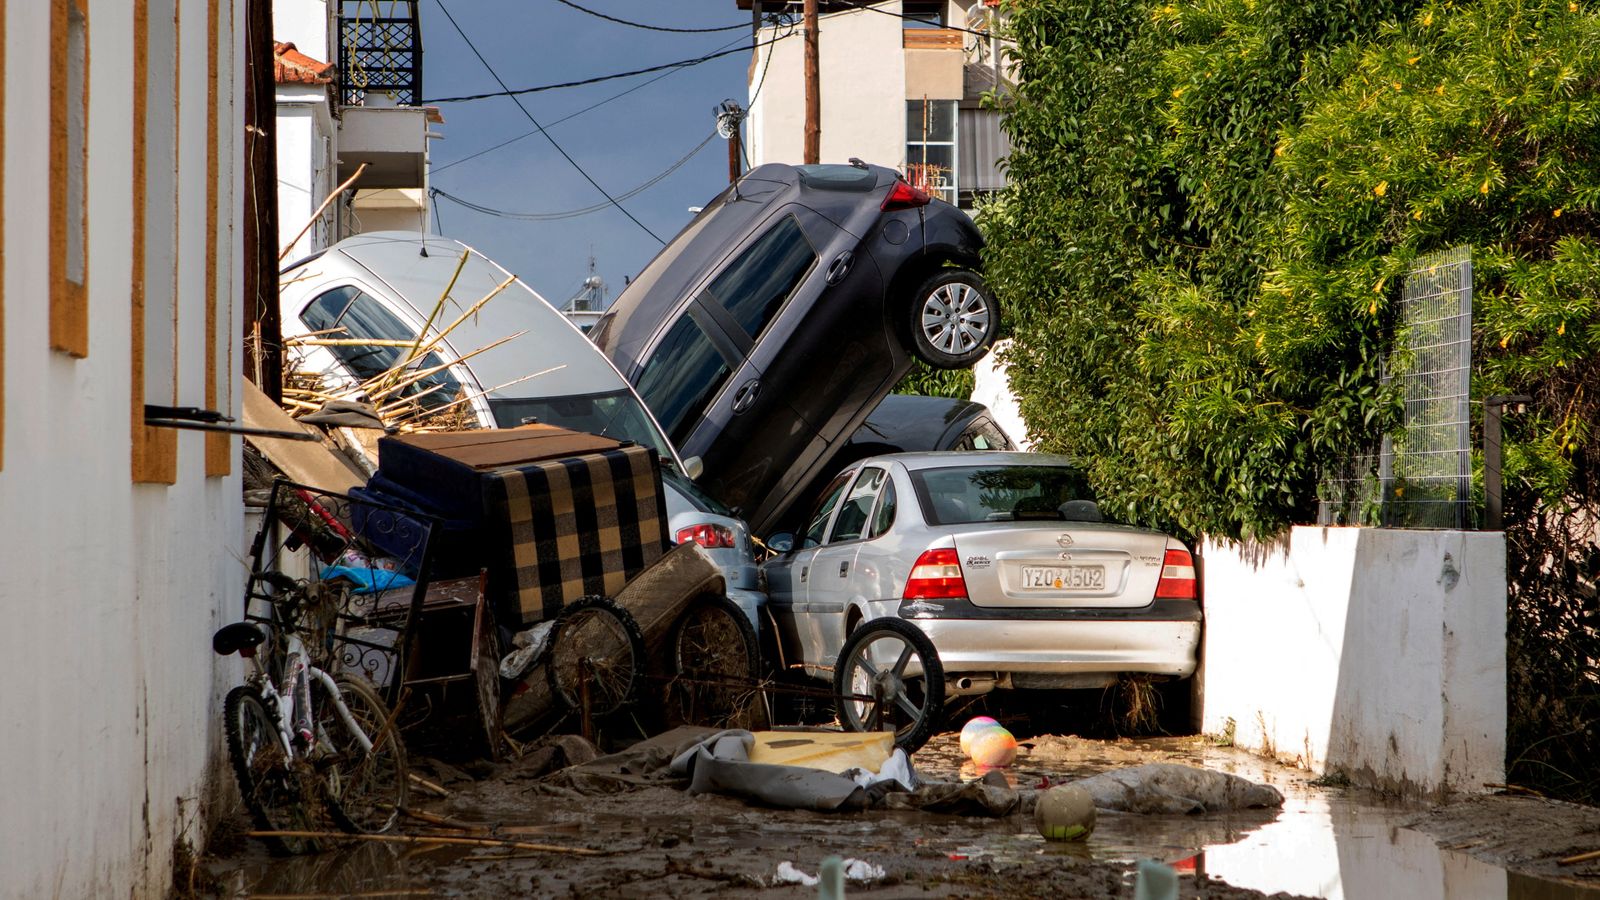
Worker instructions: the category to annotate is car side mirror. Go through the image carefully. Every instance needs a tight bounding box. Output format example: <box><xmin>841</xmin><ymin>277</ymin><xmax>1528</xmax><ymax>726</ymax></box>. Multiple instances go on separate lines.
<box><xmin>681</xmin><ymin>455</ymin><xmax>704</xmax><ymax>481</ymax></box>
<box><xmin>766</xmin><ymin>532</ymin><xmax>795</xmax><ymax>555</ymax></box>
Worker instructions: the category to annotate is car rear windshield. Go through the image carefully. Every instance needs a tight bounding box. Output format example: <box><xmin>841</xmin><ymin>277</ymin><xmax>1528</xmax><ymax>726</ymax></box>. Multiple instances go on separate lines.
<box><xmin>298</xmin><ymin>286</ymin><xmax>465</xmax><ymax>411</ymax></box>
<box><xmin>488</xmin><ymin>389</ymin><xmax>675</xmax><ymax>464</ymax></box>
<box><xmin>909</xmin><ymin>464</ymin><xmax>1108</xmax><ymax>525</ymax></box>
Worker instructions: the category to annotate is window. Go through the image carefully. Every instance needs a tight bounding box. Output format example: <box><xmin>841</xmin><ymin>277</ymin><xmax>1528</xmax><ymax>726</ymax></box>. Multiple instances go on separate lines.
<box><xmin>829</xmin><ymin>467</ymin><xmax>886</xmax><ymax>544</ymax></box>
<box><xmin>488</xmin><ymin>389</ymin><xmax>676</xmax><ymax>464</ymax></box>
<box><xmin>707</xmin><ymin>215</ymin><xmax>815</xmax><ymax>341</ymax></box>
<box><xmin>299</xmin><ymin>287</ymin><xmax>465</xmax><ymax>412</ymax></box>
<box><xmin>906</xmin><ymin>99</ymin><xmax>957</xmax><ymax>205</ymax></box>
<box><xmin>803</xmin><ymin>471</ymin><xmax>853</xmax><ymax>549</ymax></box>
<box><xmin>902</xmin><ymin>1</ymin><xmax>945</xmax><ymax>27</ymax></box>
<box><xmin>869</xmin><ymin>480</ymin><xmax>897</xmax><ymax>539</ymax></box>
<box><xmin>911</xmin><ymin>464</ymin><xmax>1103</xmax><ymax>525</ymax></box>
<box><xmin>633</xmin><ymin>314</ymin><xmax>733</xmax><ymax>448</ymax></box>
<box><xmin>50</xmin><ymin>0</ymin><xmax>89</xmax><ymax>358</ymax></box>
<box><xmin>953</xmin><ymin>417</ymin><xmax>1014</xmax><ymax>451</ymax></box>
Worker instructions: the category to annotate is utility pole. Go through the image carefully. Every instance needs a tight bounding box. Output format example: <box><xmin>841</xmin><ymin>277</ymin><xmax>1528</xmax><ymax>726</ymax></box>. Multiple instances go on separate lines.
<box><xmin>803</xmin><ymin>0</ymin><xmax>820</xmax><ymax>163</ymax></box>
<box><xmin>717</xmin><ymin>100</ymin><xmax>745</xmax><ymax>184</ymax></box>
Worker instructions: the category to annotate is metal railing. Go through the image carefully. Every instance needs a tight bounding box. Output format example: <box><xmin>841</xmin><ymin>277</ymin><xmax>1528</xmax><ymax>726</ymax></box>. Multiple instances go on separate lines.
<box><xmin>338</xmin><ymin>1</ymin><xmax>421</xmax><ymax>107</ymax></box>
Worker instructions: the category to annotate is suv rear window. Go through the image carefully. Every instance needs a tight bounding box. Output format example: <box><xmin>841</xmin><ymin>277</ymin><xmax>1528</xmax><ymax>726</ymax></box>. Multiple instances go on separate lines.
<box><xmin>634</xmin><ymin>314</ymin><xmax>732</xmax><ymax>447</ymax></box>
<box><xmin>795</xmin><ymin>164</ymin><xmax>878</xmax><ymax>191</ymax></box>
<box><xmin>909</xmin><ymin>464</ymin><xmax>1106</xmax><ymax>525</ymax></box>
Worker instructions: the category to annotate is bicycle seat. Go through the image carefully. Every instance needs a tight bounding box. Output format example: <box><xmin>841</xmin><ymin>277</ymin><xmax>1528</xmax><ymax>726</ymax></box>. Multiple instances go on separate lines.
<box><xmin>213</xmin><ymin>622</ymin><xmax>267</xmax><ymax>657</ymax></box>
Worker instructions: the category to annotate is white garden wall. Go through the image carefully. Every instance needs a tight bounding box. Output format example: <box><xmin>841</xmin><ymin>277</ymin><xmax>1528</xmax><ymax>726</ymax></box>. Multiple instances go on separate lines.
<box><xmin>1200</xmin><ymin>527</ymin><xmax>1506</xmax><ymax>795</ymax></box>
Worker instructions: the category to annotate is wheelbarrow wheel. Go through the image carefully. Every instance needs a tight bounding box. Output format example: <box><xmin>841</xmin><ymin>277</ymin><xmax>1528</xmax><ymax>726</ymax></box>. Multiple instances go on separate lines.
<box><xmin>833</xmin><ymin>617</ymin><xmax>944</xmax><ymax>753</ymax></box>
<box><xmin>672</xmin><ymin>594</ymin><xmax>761</xmax><ymax>728</ymax></box>
<box><xmin>547</xmin><ymin>596</ymin><xmax>646</xmax><ymax>717</ymax></box>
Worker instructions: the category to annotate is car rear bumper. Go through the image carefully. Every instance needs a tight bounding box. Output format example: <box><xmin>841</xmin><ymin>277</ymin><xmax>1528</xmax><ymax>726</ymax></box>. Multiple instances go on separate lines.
<box><xmin>897</xmin><ymin>598</ymin><xmax>1200</xmax><ymax>678</ymax></box>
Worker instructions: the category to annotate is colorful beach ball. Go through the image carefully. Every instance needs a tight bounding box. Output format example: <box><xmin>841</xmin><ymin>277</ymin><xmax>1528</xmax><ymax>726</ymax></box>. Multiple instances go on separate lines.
<box><xmin>959</xmin><ymin>716</ymin><xmax>1000</xmax><ymax>757</ymax></box>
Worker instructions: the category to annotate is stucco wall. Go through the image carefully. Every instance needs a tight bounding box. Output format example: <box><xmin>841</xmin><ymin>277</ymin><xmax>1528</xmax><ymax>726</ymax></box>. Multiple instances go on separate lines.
<box><xmin>1200</xmin><ymin>527</ymin><xmax>1506</xmax><ymax>794</ymax></box>
<box><xmin>275</xmin><ymin>90</ymin><xmax>335</xmax><ymax>261</ymax></box>
<box><xmin>0</xmin><ymin>2</ymin><xmax>245</xmax><ymax>897</ymax></box>
<box><xmin>750</xmin><ymin>4</ymin><xmax>906</xmax><ymax>168</ymax></box>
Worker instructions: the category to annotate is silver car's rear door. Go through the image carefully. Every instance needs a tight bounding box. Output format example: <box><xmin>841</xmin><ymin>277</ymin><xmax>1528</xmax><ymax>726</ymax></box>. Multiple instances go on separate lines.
<box><xmin>952</xmin><ymin>524</ymin><xmax>1168</xmax><ymax>609</ymax></box>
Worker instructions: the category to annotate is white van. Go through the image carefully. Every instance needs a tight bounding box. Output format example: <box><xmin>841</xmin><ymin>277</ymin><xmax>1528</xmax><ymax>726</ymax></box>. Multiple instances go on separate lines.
<box><xmin>279</xmin><ymin>231</ymin><xmax>764</xmax><ymax>625</ymax></box>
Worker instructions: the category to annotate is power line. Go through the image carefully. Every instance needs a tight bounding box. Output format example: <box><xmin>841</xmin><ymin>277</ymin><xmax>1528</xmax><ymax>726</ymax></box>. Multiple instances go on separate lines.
<box><xmin>432</xmin><ymin>131</ymin><xmax>718</xmax><ymax>222</ymax></box>
<box><xmin>549</xmin><ymin>0</ymin><xmax>748</xmax><ymax>33</ymax></box>
<box><xmin>432</xmin><ymin>33</ymin><xmax>752</xmax><ymax>176</ymax></box>
<box><xmin>433</xmin><ymin>0</ymin><xmax>666</xmax><ymax>244</ymax></box>
<box><xmin>422</xmin><ymin>33</ymin><xmax>788</xmax><ymax>105</ymax></box>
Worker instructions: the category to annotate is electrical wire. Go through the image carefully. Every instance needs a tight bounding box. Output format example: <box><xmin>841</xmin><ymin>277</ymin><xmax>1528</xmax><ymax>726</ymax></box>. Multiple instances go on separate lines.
<box><xmin>433</xmin><ymin>0</ymin><xmax>666</xmax><ymax>244</ymax></box>
<box><xmin>432</xmin><ymin>131</ymin><xmax>718</xmax><ymax>222</ymax></box>
<box><xmin>549</xmin><ymin>0</ymin><xmax>749</xmax><ymax>33</ymax></box>
<box><xmin>432</xmin><ymin>32</ymin><xmax>753</xmax><ymax>176</ymax></box>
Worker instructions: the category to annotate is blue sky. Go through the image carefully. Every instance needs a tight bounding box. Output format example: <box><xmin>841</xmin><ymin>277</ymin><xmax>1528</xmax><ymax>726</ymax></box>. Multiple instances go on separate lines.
<box><xmin>420</xmin><ymin>0</ymin><xmax>758</xmax><ymax>308</ymax></box>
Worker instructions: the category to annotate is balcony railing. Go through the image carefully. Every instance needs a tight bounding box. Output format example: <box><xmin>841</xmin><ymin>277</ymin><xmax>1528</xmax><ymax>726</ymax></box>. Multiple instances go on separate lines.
<box><xmin>338</xmin><ymin>1</ymin><xmax>421</xmax><ymax>106</ymax></box>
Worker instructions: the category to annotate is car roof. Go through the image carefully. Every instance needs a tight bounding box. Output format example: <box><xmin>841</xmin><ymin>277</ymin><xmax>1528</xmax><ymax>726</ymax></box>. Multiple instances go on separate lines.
<box><xmin>294</xmin><ymin>231</ymin><xmax>631</xmax><ymax>400</ymax></box>
<box><xmin>848</xmin><ymin>394</ymin><xmax>991</xmax><ymax>452</ymax></box>
<box><xmin>853</xmin><ymin>450</ymin><xmax>1080</xmax><ymax>471</ymax></box>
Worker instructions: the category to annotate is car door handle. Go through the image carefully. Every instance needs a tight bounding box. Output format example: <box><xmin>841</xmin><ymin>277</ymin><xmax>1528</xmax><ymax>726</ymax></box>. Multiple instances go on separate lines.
<box><xmin>800</xmin><ymin>566</ymin><xmax>809</xmax><ymax>583</ymax></box>
<box><xmin>825</xmin><ymin>251</ymin><xmax>854</xmax><ymax>286</ymax></box>
<box><xmin>838</xmin><ymin>561</ymin><xmax>850</xmax><ymax>577</ymax></box>
<box><xmin>731</xmin><ymin>378</ymin><xmax>761</xmax><ymax>414</ymax></box>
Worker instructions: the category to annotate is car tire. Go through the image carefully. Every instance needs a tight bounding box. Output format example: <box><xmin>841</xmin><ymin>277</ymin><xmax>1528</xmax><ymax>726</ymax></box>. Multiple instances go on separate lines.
<box><xmin>908</xmin><ymin>269</ymin><xmax>1000</xmax><ymax>370</ymax></box>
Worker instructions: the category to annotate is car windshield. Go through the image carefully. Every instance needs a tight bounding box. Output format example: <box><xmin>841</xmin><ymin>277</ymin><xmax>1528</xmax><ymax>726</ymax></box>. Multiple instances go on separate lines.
<box><xmin>661</xmin><ymin>466</ymin><xmax>733</xmax><ymax>517</ymax></box>
<box><xmin>909</xmin><ymin>464</ymin><xmax>1107</xmax><ymax>525</ymax></box>
<box><xmin>488</xmin><ymin>390</ymin><xmax>677</xmax><ymax>465</ymax></box>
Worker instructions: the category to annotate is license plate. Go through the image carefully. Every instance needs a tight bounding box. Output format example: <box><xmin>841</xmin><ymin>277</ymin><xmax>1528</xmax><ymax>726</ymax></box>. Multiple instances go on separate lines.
<box><xmin>1021</xmin><ymin>565</ymin><xmax>1104</xmax><ymax>590</ymax></box>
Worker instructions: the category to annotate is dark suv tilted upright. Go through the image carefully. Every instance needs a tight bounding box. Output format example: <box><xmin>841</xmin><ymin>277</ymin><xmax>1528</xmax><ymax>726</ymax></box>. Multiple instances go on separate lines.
<box><xmin>592</xmin><ymin>162</ymin><xmax>999</xmax><ymax>535</ymax></box>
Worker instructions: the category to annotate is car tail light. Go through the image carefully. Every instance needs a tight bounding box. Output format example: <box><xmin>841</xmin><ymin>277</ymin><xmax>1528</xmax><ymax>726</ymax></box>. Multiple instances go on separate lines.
<box><xmin>676</xmin><ymin>523</ymin><xmax>737</xmax><ymax>549</ymax></box>
<box><xmin>881</xmin><ymin>179</ymin><xmax>931</xmax><ymax>211</ymax></box>
<box><xmin>1155</xmin><ymin>545</ymin><xmax>1198</xmax><ymax>600</ymax></box>
<box><xmin>904</xmin><ymin>547</ymin><xmax>966</xmax><ymax>599</ymax></box>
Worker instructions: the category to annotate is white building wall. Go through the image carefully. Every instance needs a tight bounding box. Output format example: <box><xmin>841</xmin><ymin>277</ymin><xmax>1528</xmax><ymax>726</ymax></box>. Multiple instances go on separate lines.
<box><xmin>750</xmin><ymin>4</ymin><xmax>906</xmax><ymax>169</ymax></box>
<box><xmin>273</xmin><ymin>0</ymin><xmax>331</xmax><ymax>63</ymax></box>
<box><xmin>0</xmin><ymin>1</ymin><xmax>246</xmax><ymax>897</ymax></box>
<box><xmin>275</xmin><ymin>86</ymin><xmax>335</xmax><ymax>261</ymax></box>
<box><xmin>1199</xmin><ymin>527</ymin><xmax>1506</xmax><ymax>795</ymax></box>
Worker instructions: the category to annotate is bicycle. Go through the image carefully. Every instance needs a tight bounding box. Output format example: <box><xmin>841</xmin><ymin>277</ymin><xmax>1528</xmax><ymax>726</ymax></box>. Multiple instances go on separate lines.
<box><xmin>213</xmin><ymin>571</ymin><xmax>409</xmax><ymax>855</ymax></box>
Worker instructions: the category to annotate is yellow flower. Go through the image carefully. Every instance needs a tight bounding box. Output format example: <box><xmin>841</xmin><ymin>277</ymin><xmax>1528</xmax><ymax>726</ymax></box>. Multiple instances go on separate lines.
<box><xmin>1570</xmin><ymin>1</ymin><xmax>1578</xmax><ymax>11</ymax></box>
<box><xmin>1392</xmin><ymin>82</ymin><xmax>1403</xmax><ymax>91</ymax></box>
<box><xmin>1255</xmin><ymin>333</ymin><xmax>1265</xmax><ymax>348</ymax></box>
<box><xmin>1500</xmin><ymin>335</ymin><xmax>1510</xmax><ymax>348</ymax></box>
<box><xmin>1374</xmin><ymin>180</ymin><xmax>1388</xmax><ymax>197</ymax></box>
<box><xmin>1369</xmin><ymin>300</ymin><xmax>1379</xmax><ymax>315</ymax></box>
<box><xmin>1408</xmin><ymin>55</ymin><xmax>1421</xmax><ymax>65</ymax></box>
<box><xmin>1413</xmin><ymin>209</ymin><xmax>1424</xmax><ymax>220</ymax></box>
<box><xmin>1559</xmin><ymin>322</ymin><xmax>1567</xmax><ymax>335</ymax></box>
<box><xmin>1554</xmin><ymin>207</ymin><xmax>1563</xmax><ymax>217</ymax></box>
<box><xmin>1422</xmin><ymin>10</ymin><xmax>1434</xmax><ymax>25</ymax></box>
<box><xmin>1480</xmin><ymin>178</ymin><xmax>1491</xmax><ymax>194</ymax></box>
<box><xmin>1172</xmin><ymin>87</ymin><xmax>1185</xmax><ymax>99</ymax></box>
<box><xmin>1435</xmin><ymin>84</ymin><xmax>1446</xmax><ymax>95</ymax></box>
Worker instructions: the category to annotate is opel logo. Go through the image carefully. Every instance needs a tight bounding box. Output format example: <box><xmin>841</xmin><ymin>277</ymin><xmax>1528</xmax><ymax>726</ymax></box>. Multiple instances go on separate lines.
<box><xmin>1056</xmin><ymin>534</ymin><xmax>1074</xmax><ymax>548</ymax></box>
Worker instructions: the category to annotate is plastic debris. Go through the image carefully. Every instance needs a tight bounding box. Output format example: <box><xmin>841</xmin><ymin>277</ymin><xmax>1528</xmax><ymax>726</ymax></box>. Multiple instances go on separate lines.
<box><xmin>1134</xmin><ymin>860</ymin><xmax>1178</xmax><ymax>900</ymax></box>
<box><xmin>773</xmin><ymin>858</ymin><xmax>885</xmax><ymax>887</ymax></box>
<box><xmin>497</xmin><ymin>620</ymin><xmax>556</xmax><ymax>680</ymax></box>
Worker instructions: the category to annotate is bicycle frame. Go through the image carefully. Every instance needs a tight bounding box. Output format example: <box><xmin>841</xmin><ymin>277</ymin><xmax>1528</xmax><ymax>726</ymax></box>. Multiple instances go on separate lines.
<box><xmin>242</xmin><ymin>622</ymin><xmax>374</xmax><ymax>764</ymax></box>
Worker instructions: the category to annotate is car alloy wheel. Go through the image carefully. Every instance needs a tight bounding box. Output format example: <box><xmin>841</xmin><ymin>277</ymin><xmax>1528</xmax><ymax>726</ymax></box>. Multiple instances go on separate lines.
<box><xmin>910</xmin><ymin>270</ymin><xmax>999</xmax><ymax>370</ymax></box>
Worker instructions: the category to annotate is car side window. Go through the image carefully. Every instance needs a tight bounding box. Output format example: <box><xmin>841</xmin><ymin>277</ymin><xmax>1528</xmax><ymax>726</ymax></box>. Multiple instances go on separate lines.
<box><xmin>299</xmin><ymin>285</ymin><xmax>463</xmax><ymax>410</ymax></box>
<box><xmin>868</xmin><ymin>479</ymin><xmax>897</xmax><ymax>539</ymax></box>
<box><xmin>828</xmin><ymin>467</ymin><xmax>886</xmax><ymax>544</ymax></box>
<box><xmin>803</xmin><ymin>471</ymin><xmax>853</xmax><ymax>549</ymax></box>
<box><xmin>706</xmin><ymin>214</ymin><xmax>816</xmax><ymax>341</ymax></box>
<box><xmin>634</xmin><ymin>314</ymin><xmax>734</xmax><ymax>447</ymax></box>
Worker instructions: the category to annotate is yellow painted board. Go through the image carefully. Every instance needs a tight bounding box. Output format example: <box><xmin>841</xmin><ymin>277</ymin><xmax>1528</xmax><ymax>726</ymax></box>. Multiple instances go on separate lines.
<box><xmin>748</xmin><ymin>731</ymin><xmax>895</xmax><ymax>775</ymax></box>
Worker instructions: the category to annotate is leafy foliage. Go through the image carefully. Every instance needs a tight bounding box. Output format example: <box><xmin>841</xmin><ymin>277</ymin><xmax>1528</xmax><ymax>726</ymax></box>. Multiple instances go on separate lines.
<box><xmin>985</xmin><ymin>0</ymin><xmax>1600</xmax><ymax>801</ymax></box>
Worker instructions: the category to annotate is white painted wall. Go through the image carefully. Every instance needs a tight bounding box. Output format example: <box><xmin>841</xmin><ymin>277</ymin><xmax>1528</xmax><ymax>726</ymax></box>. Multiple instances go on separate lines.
<box><xmin>1200</xmin><ymin>527</ymin><xmax>1506</xmax><ymax>795</ymax></box>
<box><xmin>0</xmin><ymin>1</ymin><xmax>246</xmax><ymax>897</ymax></box>
<box><xmin>275</xmin><ymin>84</ymin><xmax>335</xmax><ymax>261</ymax></box>
<box><xmin>749</xmin><ymin>4</ymin><xmax>906</xmax><ymax>168</ymax></box>
<box><xmin>969</xmin><ymin>339</ymin><xmax>1031</xmax><ymax>450</ymax></box>
<box><xmin>273</xmin><ymin>0</ymin><xmax>331</xmax><ymax>63</ymax></box>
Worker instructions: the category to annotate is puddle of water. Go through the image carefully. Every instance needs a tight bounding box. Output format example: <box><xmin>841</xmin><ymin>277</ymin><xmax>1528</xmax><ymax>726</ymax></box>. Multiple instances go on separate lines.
<box><xmin>915</xmin><ymin>733</ymin><xmax>1600</xmax><ymax>900</ymax></box>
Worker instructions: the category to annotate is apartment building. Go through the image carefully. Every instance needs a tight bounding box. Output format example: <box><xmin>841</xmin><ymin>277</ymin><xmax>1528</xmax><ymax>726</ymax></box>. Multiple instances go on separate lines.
<box><xmin>739</xmin><ymin>0</ymin><xmax>1012</xmax><ymax>210</ymax></box>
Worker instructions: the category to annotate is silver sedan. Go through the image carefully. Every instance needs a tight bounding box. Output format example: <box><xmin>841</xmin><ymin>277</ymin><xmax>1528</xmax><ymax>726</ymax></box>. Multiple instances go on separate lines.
<box><xmin>761</xmin><ymin>451</ymin><xmax>1201</xmax><ymax>750</ymax></box>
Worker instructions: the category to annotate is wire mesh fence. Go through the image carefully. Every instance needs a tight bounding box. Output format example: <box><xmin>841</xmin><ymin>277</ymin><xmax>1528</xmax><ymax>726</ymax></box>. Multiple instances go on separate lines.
<box><xmin>1319</xmin><ymin>246</ymin><xmax>1473</xmax><ymax>528</ymax></box>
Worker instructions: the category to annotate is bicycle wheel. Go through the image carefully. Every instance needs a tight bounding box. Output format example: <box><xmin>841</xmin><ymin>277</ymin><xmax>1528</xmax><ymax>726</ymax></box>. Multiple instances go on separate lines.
<box><xmin>315</xmin><ymin>676</ymin><xmax>408</xmax><ymax>835</ymax></box>
<box><xmin>224</xmin><ymin>685</ymin><xmax>317</xmax><ymax>855</ymax></box>
<box><xmin>672</xmin><ymin>594</ymin><xmax>761</xmax><ymax>728</ymax></box>
<box><xmin>546</xmin><ymin>596</ymin><xmax>645</xmax><ymax>717</ymax></box>
<box><xmin>833</xmin><ymin>618</ymin><xmax>945</xmax><ymax>753</ymax></box>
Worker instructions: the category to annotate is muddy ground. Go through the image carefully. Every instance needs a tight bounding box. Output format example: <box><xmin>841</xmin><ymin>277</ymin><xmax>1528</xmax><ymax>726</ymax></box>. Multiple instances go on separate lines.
<box><xmin>202</xmin><ymin>728</ymin><xmax>1600</xmax><ymax>899</ymax></box>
